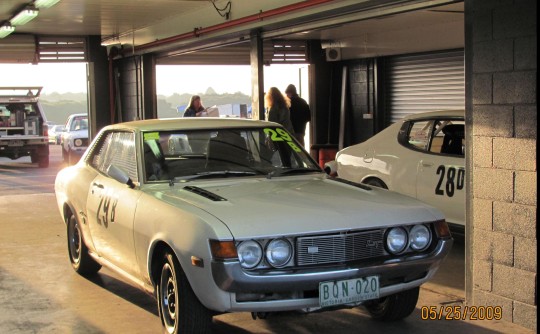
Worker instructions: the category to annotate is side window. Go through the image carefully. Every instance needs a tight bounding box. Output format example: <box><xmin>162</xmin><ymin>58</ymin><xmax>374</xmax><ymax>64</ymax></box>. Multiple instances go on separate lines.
<box><xmin>90</xmin><ymin>132</ymin><xmax>114</xmax><ymax>172</ymax></box>
<box><xmin>109</xmin><ymin>132</ymin><xmax>138</xmax><ymax>182</ymax></box>
<box><xmin>407</xmin><ymin>120</ymin><xmax>433</xmax><ymax>151</ymax></box>
<box><xmin>90</xmin><ymin>131</ymin><xmax>138</xmax><ymax>183</ymax></box>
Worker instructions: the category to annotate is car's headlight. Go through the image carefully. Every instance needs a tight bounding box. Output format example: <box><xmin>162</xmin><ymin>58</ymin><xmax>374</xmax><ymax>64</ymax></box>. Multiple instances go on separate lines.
<box><xmin>386</xmin><ymin>227</ymin><xmax>408</xmax><ymax>254</ymax></box>
<box><xmin>237</xmin><ymin>240</ymin><xmax>263</xmax><ymax>269</ymax></box>
<box><xmin>74</xmin><ymin>139</ymin><xmax>83</xmax><ymax>147</ymax></box>
<box><xmin>409</xmin><ymin>224</ymin><xmax>431</xmax><ymax>251</ymax></box>
<box><xmin>265</xmin><ymin>238</ymin><xmax>292</xmax><ymax>268</ymax></box>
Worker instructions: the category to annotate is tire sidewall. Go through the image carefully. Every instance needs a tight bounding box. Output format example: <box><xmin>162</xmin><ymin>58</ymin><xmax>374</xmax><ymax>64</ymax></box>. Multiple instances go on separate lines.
<box><xmin>158</xmin><ymin>253</ymin><xmax>180</xmax><ymax>334</ymax></box>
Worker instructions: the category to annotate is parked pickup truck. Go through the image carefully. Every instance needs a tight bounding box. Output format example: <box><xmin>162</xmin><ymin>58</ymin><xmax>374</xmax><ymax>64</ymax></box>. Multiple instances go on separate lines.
<box><xmin>0</xmin><ymin>87</ymin><xmax>49</xmax><ymax>168</ymax></box>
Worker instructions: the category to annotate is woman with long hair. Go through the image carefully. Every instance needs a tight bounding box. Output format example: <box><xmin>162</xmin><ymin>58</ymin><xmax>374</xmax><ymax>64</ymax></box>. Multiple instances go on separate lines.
<box><xmin>183</xmin><ymin>95</ymin><xmax>205</xmax><ymax>117</ymax></box>
<box><xmin>264</xmin><ymin>87</ymin><xmax>294</xmax><ymax>134</ymax></box>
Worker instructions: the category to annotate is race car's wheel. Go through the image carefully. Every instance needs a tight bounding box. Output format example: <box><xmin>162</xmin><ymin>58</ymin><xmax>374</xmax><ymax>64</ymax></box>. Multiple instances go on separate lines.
<box><xmin>363</xmin><ymin>178</ymin><xmax>388</xmax><ymax>189</ymax></box>
<box><xmin>67</xmin><ymin>213</ymin><xmax>101</xmax><ymax>275</ymax></box>
<box><xmin>157</xmin><ymin>252</ymin><xmax>212</xmax><ymax>334</ymax></box>
<box><xmin>365</xmin><ymin>287</ymin><xmax>419</xmax><ymax>321</ymax></box>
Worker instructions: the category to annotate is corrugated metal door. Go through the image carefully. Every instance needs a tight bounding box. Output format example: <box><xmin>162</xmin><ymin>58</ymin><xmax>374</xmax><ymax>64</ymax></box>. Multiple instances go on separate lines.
<box><xmin>385</xmin><ymin>50</ymin><xmax>464</xmax><ymax>124</ymax></box>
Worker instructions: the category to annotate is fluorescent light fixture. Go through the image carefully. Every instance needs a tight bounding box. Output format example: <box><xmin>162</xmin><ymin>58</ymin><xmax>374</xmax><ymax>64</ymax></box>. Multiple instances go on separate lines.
<box><xmin>34</xmin><ymin>0</ymin><xmax>61</xmax><ymax>9</ymax></box>
<box><xmin>0</xmin><ymin>24</ymin><xmax>15</xmax><ymax>38</ymax></box>
<box><xmin>10</xmin><ymin>7</ymin><xmax>39</xmax><ymax>26</ymax></box>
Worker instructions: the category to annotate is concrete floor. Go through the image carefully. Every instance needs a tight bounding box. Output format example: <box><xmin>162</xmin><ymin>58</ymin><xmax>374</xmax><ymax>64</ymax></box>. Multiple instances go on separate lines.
<box><xmin>0</xmin><ymin>146</ymin><xmax>534</xmax><ymax>333</ymax></box>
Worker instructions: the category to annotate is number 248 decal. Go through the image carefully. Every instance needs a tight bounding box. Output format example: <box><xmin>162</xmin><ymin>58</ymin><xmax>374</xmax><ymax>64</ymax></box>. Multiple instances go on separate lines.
<box><xmin>435</xmin><ymin>166</ymin><xmax>465</xmax><ymax>197</ymax></box>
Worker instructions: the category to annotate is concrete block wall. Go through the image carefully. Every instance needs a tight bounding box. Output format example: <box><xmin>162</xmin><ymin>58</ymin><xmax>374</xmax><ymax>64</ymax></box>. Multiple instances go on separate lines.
<box><xmin>468</xmin><ymin>0</ymin><xmax>537</xmax><ymax>330</ymax></box>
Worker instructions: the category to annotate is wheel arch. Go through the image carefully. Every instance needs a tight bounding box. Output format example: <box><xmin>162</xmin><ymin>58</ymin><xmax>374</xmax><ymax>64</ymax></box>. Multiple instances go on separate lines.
<box><xmin>62</xmin><ymin>201</ymin><xmax>77</xmax><ymax>224</ymax></box>
<box><xmin>149</xmin><ymin>240</ymin><xmax>178</xmax><ymax>288</ymax></box>
<box><xmin>361</xmin><ymin>176</ymin><xmax>389</xmax><ymax>189</ymax></box>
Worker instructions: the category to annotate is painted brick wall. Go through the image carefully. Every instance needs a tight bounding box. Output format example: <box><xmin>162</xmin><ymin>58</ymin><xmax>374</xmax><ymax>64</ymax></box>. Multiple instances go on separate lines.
<box><xmin>468</xmin><ymin>0</ymin><xmax>537</xmax><ymax>330</ymax></box>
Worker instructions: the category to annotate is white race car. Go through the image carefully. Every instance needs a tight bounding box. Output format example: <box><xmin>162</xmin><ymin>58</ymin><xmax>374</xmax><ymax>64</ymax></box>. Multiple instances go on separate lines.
<box><xmin>327</xmin><ymin>110</ymin><xmax>465</xmax><ymax>236</ymax></box>
<box><xmin>55</xmin><ymin>117</ymin><xmax>452</xmax><ymax>333</ymax></box>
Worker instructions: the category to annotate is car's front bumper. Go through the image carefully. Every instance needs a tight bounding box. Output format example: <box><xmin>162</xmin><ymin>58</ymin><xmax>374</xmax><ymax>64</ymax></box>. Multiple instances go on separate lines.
<box><xmin>210</xmin><ymin>238</ymin><xmax>452</xmax><ymax>312</ymax></box>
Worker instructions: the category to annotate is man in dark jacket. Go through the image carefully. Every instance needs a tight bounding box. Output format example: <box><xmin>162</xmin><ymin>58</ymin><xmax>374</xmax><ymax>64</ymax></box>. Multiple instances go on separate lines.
<box><xmin>285</xmin><ymin>84</ymin><xmax>311</xmax><ymax>147</ymax></box>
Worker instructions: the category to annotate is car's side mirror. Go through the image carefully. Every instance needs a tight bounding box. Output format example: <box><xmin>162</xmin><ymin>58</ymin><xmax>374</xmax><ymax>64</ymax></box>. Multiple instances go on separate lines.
<box><xmin>107</xmin><ymin>164</ymin><xmax>135</xmax><ymax>188</ymax></box>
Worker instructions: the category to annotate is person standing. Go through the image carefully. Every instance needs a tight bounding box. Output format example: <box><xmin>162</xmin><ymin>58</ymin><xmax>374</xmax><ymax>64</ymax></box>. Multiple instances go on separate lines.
<box><xmin>264</xmin><ymin>87</ymin><xmax>295</xmax><ymax>134</ymax></box>
<box><xmin>285</xmin><ymin>84</ymin><xmax>311</xmax><ymax>147</ymax></box>
<box><xmin>183</xmin><ymin>95</ymin><xmax>205</xmax><ymax>117</ymax></box>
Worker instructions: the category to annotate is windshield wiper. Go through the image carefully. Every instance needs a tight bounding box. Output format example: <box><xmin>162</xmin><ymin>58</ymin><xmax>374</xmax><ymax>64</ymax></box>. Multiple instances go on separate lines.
<box><xmin>270</xmin><ymin>168</ymin><xmax>322</xmax><ymax>178</ymax></box>
<box><xmin>174</xmin><ymin>170</ymin><xmax>257</xmax><ymax>181</ymax></box>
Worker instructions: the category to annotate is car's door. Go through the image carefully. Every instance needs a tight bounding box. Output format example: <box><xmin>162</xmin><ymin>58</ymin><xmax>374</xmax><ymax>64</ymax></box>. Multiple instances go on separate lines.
<box><xmin>414</xmin><ymin>119</ymin><xmax>466</xmax><ymax>227</ymax></box>
<box><xmin>86</xmin><ymin>130</ymin><xmax>143</xmax><ymax>277</ymax></box>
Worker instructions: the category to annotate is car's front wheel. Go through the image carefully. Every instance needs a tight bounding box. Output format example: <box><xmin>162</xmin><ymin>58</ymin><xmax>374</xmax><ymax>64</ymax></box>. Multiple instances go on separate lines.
<box><xmin>365</xmin><ymin>287</ymin><xmax>419</xmax><ymax>321</ymax></box>
<box><xmin>67</xmin><ymin>213</ymin><xmax>101</xmax><ymax>275</ymax></box>
<box><xmin>157</xmin><ymin>252</ymin><xmax>212</xmax><ymax>334</ymax></box>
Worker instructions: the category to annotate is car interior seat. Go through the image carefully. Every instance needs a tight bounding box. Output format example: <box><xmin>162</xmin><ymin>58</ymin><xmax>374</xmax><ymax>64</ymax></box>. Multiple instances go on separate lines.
<box><xmin>206</xmin><ymin>130</ymin><xmax>250</xmax><ymax>169</ymax></box>
<box><xmin>144</xmin><ymin>140</ymin><xmax>168</xmax><ymax>180</ymax></box>
<box><xmin>441</xmin><ymin>124</ymin><xmax>465</xmax><ymax>156</ymax></box>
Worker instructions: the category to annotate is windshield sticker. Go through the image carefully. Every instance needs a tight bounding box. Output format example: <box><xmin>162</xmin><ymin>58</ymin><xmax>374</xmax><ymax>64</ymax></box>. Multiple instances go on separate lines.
<box><xmin>264</xmin><ymin>128</ymin><xmax>302</xmax><ymax>152</ymax></box>
<box><xmin>144</xmin><ymin>132</ymin><xmax>160</xmax><ymax>141</ymax></box>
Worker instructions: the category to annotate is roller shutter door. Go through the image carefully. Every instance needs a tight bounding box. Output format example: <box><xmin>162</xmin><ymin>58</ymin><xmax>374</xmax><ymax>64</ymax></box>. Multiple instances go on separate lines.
<box><xmin>385</xmin><ymin>50</ymin><xmax>464</xmax><ymax>123</ymax></box>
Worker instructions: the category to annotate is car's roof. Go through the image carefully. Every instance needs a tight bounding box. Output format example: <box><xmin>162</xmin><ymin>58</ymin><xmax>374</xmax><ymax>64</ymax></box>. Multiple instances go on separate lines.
<box><xmin>403</xmin><ymin>110</ymin><xmax>464</xmax><ymax>121</ymax></box>
<box><xmin>105</xmin><ymin>117</ymin><xmax>280</xmax><ymax>132</ymax></box>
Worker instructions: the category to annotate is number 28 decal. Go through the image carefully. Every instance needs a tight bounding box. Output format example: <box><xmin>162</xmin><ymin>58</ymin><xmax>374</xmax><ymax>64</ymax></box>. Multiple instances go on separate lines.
<box><xmin>263</xmin><ymin>128</ymin><xmax>302</xmax><ymax>152</ymax></box>
<box><xmin>435</xmin><ymin>165</ymin><xmax>465</xmax><ymax>197</ymax></box>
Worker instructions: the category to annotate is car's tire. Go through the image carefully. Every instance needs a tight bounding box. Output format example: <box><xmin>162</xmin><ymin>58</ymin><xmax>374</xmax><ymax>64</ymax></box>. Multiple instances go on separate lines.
<box><xmin>365</xmin><ymin>287</ymin><xmax>419</xmax><ymax>321</ymax></box>
<box><xmin>67</xmin><ymin>213</ymin><xmax>101</xmax><ymax>275</ymax></box>
<box><xmin>30</xmin><ymin>153</ymin><xmax>38</xmax><ymax>164</ymax></box>
<box><xmin>363</xmin><ymin>178</ymin><xmax>388</xmax><ymax>189</ymax></box>
<box><xmin>157</xmin><ymin>252</ymin><xmax>212</xmax><ymax>334</ymax></box>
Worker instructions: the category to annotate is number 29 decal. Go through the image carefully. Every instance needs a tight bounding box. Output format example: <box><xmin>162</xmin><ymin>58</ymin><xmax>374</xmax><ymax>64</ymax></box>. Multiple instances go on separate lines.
<box><xmin>263</xmin><ymin>128</ymin><xmax>302</xmax><ymax>152</ymax></box>
<box><xmin>435</xmin><ymin>165</ymin><xmax>465</xmax><ymax>197</ymax></box>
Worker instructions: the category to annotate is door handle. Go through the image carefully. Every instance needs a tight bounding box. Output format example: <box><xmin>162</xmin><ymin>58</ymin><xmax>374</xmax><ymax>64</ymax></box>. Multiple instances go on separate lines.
<box><xmin>92</xmin><ymin>182</ymin><xmax>104</xmax><ymax>189</ymax></box>
<box><xmin>421</xmin><ymin>161</ymin><xmax>434</xmax><ymax>167</ymax></box>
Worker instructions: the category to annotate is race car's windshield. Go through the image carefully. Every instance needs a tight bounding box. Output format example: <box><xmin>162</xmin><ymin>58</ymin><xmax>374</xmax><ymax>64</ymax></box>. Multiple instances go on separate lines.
<box><xmin>142</xmin><ymin>127</ymin><xmax>321</xmax><ymax>182</ymax></box>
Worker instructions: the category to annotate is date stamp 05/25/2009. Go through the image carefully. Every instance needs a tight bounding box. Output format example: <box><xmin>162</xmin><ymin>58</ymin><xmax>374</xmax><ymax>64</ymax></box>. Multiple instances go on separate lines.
<box><xmin>420</xmin><ymin>305</ymin><xmax>503</xmax><ymax>321</ymax></box>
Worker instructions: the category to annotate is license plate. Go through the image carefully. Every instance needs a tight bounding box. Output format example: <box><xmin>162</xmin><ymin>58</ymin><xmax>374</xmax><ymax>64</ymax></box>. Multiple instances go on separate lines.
<box><xmin>319</xmin><ymin>276</ymin><xmax>379</xmax><ymax>308</ymax></box>
<box><xmin>8</xmin><ymin>140</ymin><xmax>24</xmax><ymax>147</ymax></box>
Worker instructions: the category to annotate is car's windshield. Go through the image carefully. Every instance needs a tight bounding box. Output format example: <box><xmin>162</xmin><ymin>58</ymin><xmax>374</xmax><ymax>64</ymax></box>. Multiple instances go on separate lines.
<box><xmin>142</xmin><ymin>127</ymin><xmax>321</xmax><ymax>182</ymax></box>
<box><xmin>69</xmin><ymin>116</ymin><xmax>88</xmax><ymax>131</ymax></box>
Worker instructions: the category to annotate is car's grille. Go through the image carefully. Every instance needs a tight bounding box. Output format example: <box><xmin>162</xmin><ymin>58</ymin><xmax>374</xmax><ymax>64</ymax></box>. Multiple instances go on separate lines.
<box><xmin>81</xmin><ymin>138</ymin><xmax>89</xmax><ymax>147</ymax></box>
<box><xmin>296</xmin><ymin>229</ymin><xmax>386</xmax><ymax>266</ymax></box>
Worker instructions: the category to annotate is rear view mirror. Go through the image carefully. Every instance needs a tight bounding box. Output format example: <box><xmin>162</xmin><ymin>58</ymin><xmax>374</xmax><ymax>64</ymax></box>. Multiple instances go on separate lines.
<box><xmin>107</xmin><ymin>164</ymin><xmax>135</xmax><ymax>188</ymax></box>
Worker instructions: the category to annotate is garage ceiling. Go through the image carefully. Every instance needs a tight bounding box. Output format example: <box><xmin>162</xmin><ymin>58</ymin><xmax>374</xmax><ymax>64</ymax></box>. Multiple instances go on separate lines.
<box><xmin>0</xmin><ymin>0</ymin><xmax>464</xmax><ymax>64</ymax></box>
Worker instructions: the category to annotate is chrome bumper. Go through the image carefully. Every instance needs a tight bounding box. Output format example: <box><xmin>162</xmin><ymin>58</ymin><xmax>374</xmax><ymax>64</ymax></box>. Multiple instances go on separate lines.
<box><xmin>212</xmin><ymin>238</ymin><xmax>452</xmax><ymax>294</ymax></box>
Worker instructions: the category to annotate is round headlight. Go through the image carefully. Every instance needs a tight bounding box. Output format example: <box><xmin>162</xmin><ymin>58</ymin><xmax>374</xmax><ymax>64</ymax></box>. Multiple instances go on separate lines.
<box><xmin>237</xmin><ymin>240</ymin><xmax>262</xmax><ymax>269</ymax></box>
<box><xmin>386</xmin><ymin>227</ymin><xmax>408</xmax><ymax>254</ymax></box>
<box><xmin>74</xmin><ymin>139</ymin><xmax>83</xmax><ymax>147</ymax></box>
<box><xmin>265</xmin><ymin>238</ymin><xmax>292</xmax><ymax>268</ymax></box>
<box><xmin>409</xmin><ymin>225</ymin><xmax>432</xmax><ymax>251</ymax></box>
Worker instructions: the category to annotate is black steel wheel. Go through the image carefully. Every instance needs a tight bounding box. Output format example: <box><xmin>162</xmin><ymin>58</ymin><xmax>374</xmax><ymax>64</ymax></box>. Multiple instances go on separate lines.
<box><xmin>365</xmin><ymin>287</ymin><xmax>419</xmax><ymax>321</ymax></box>
<box><xmin>67</xmin><ymin>213</ymin><xmax>101</xmax><ymax>275</ymax></box>
<box><xmin>157</xmin><ymin>252</ymin><xmax>212</xmax><ymax>334</ymax></box>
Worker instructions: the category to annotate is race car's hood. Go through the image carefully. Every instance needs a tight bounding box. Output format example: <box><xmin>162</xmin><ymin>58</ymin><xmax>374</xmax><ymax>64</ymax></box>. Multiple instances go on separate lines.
<box><xmin>148</xmin><ymin>174</ymin><xmax>443</xmax><ymax>239</ymax></box>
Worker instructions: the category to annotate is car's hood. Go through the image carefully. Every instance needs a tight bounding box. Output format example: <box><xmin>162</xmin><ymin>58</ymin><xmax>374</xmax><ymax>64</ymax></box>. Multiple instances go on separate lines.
<box><xmin>65</xmin><ymin>129</ymin><xmax>88</xmax><ymax>138</ymax></box>
<box><xmin>144</xmin><ymin>175</ymin><xmax>443</xmax><ymax>239</ymax></box>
